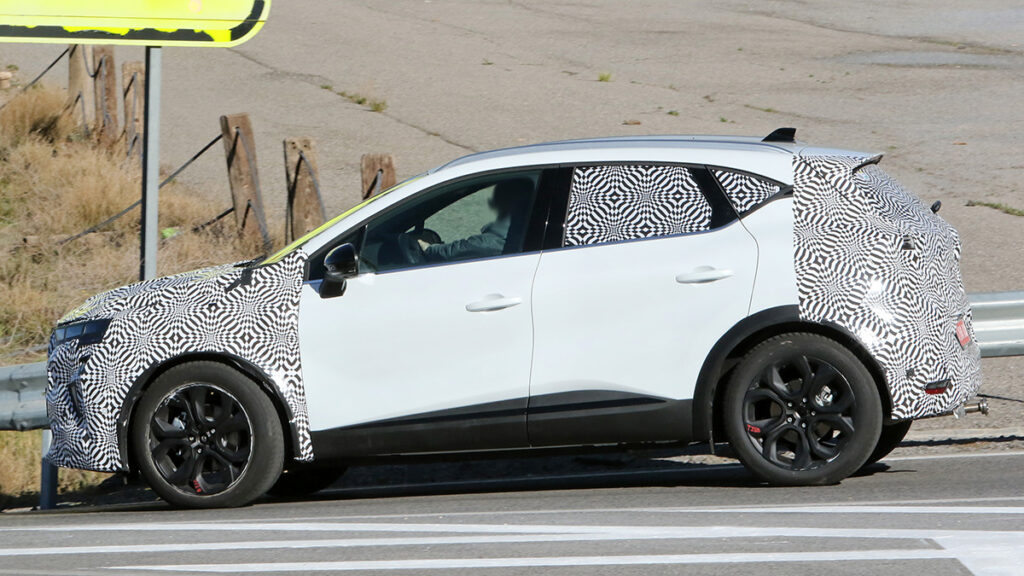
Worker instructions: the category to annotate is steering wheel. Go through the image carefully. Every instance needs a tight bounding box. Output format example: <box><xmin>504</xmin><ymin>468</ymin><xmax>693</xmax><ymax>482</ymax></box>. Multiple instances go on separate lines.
<box><xmin>396</xmin><ymin>232</ymin><xmax>426</xmax><ymax>265</ymax></box>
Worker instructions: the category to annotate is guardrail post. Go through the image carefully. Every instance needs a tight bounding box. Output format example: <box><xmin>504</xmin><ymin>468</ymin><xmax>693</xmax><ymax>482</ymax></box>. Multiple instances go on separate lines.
<box><xmin>283</xmin><ymin>138</ymin><xmax>326</xmax><ymax>242</ymax></box>
<box><xmin>92</xmin><ymin>46</ymin><xmax>119</xmax><ymax>148</ymax></box>
<box><xmin>39</xmin><ymin>429</ymin><xmax>58</xmax><ymax>510</ymax></box>
<box><xmin>67</xmin><ymin>45</ymin><xmax>96</xmax><ymax>135</ymax></box>
<box><xmin>220</xmin><ymin>113</ymin><xmax>272</xmax><ymax>250</ymax></box>
<box><xmin>122</xmin><ymin>61</ymin><xmax>145</xmax><ymax>158</ymax></box>
<box><xmin>361</xmin><ymin>153</ymin><xmax>396</xmax><ymax>200</ymax></box>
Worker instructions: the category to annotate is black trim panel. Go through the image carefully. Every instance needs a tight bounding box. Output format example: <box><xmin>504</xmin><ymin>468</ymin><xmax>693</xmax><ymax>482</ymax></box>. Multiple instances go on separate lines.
<box><xmin>528</xmin><ymin>391</ymin><xmax>691</xmax><ymax>447</ymax></box>
<box><xmin>310</xmin><ymin>398</ymin><xmax>528</xmax><ymax>459</ymax></box>
<box><xmin>309</xmin><ymin>390</ymin><xmax>693</xmax><ymax>459</ymax></box>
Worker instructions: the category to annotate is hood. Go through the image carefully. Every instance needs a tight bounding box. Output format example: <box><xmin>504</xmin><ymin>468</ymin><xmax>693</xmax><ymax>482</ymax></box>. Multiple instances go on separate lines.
<box><xmin>59</xmin><ymin>261</ymin><xmax>247</xmax><ymax>325</ymax></box>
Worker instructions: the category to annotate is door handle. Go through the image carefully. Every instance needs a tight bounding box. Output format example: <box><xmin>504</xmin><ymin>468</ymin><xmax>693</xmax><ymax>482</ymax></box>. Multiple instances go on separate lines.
<box><xmin>675</xmin><ymin>266</ymin><xmax>734</xmax><ymax>284</ymax></box>
<box><xmin>466</xmin><ymin>295</ymin><xmax>523</xmax><ymax>312</ymax></box>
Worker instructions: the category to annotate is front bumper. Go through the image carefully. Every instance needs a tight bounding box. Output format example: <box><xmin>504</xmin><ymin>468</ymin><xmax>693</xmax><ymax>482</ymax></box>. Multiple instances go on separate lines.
<box><xmin>46</xmin><ymin>339</ymin><xmax>127</xmax><ymax>472</ymax></box>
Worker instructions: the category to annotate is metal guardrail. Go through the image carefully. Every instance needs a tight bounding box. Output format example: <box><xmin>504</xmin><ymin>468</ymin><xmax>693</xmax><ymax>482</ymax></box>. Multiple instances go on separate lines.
<box><xmin>2</xmin><ymin>292</ymin><xmax>1024</xmax><ymax>433</ymax></box>
<box><xmin>0</xmin><ymin>361</ymin><xmax>47</xmax><ymax>431</ymax></box>
<box><xmin>967</xmin><ymin>291</ymin><xmax>1024</xmax><ymax>358</ymax></box>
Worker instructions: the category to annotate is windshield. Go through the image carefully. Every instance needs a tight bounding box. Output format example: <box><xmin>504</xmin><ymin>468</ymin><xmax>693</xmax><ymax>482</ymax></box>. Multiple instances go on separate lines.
<box><xmin>258</xmin><ymin>174</ymin><xmax>424</xmax><ymax>266</ymax></box>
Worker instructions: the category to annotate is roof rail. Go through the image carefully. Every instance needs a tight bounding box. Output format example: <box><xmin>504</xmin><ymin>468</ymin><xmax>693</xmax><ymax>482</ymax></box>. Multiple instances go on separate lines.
<box><xmin>762</xmin><ymin>127</ymin><xmax>797</xmax><ymax>143</ymax></box>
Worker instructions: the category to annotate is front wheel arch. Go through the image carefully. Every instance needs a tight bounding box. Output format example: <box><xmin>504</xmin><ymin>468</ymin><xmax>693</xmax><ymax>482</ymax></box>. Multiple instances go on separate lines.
<box><xmin>692</xmin><ymin>306</ymin><xmax>892</xmax><ymax>446</ymax></box>
<box><xmin>118</xmin><ymin>352</ymin><xmax>299</xmax><ymax>473</ymax></box>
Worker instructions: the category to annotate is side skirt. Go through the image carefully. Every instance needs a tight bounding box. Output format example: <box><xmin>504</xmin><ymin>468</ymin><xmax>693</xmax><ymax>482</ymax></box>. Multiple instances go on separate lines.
<box><xmin>309</xmin><ymin>391</ymin><xmax>693</xmax><ymax>460</ymax></box>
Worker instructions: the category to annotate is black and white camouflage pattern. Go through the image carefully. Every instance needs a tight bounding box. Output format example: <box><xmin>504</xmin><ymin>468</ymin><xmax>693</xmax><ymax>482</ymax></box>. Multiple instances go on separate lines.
<box><xmin>793</xmin><ymin>154</ymin><xmax>982</xmax><ymax>419</ymax></box>
<box><xmin>46</xmin><ymin>251</ymin><xmax>312</xmax><ymax>472</ymax></box>
<box><xmin>712</xmin><ymin>168</ymin><xmax>783</xmax><ymax>214</ymax></box>
<box><xmin>564</xmin><ymin>165</ymin><xmax>711</xmax><ymax>245</ymax></box>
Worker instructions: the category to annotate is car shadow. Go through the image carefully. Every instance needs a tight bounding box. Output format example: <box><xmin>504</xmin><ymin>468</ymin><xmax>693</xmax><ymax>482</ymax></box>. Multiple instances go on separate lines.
<box><xmin>268</xmin><ymin>449</ymin><xmax>763</xmax><ymax>504</ymax></box>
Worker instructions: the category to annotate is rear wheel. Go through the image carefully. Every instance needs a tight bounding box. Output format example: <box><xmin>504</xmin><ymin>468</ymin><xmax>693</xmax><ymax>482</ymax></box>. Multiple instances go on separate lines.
<box><xmin>861</xmin><ymin>420</ymin><xmax>913</xmax><ymax>469</ymax></box>
<box><xmin>723</xmin><ymin>333</ymin><xmax>882</xmax><ymax>486</ymax></box>
<box><xmin>131</xmin><ymin>362</ymin><xmax>284</xmax><ymax>508</ymax></box>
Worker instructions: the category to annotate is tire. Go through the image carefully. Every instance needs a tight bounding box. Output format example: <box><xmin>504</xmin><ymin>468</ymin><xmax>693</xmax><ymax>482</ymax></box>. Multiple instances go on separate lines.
<box><xmin>267</xmin><ymin>465</ymin><xmax>346</xmax><ymax>498</ymax></box>
<box><xmin>131</xmin><ymin>361</ymin><xmax>284</xmax><ymax>508</ymax></box>
<box><xmin>723</xmin><ymin>333</ymin><xmax>882</xmax><ymax>486</ymax></box>
<box><xmin>861</xmin><ymin>420</ymin><xmax>913</xmax><ymax>469</ymax></box>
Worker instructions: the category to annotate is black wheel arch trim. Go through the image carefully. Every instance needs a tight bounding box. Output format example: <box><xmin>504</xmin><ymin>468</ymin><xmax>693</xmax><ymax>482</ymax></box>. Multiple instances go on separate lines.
<box><xmin>116</xmin><ymin>352</ymin><xmax>301</xmax><ymax>472</ymax></box>
<box><xmin>692</xmin><ymin>305</ymin><xmax>893</xmax><ymax>444</ymax></box>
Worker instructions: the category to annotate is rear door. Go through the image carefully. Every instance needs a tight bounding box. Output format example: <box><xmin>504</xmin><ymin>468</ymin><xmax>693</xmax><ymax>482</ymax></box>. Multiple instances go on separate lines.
<box><xmin>528</xmin><ymin>164</ymin><xmax>759</xmax><ymax>446</ymax></box>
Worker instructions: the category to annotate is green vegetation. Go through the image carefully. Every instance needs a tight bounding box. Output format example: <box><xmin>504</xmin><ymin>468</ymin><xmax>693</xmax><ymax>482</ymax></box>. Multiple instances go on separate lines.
<box><xmin>320</xmin><ymin>85</ymin><xmax>388</xmax><ymax>113</ymax></box>
<box><xmin>966</xmin><ymin>200</ymin><xmax>1024</xmax><ymax>217</ymax></box>
<box><xmin>597</xmin><ymin>72</ymin><xmax>613</xmax><ymax>82</ymax></box>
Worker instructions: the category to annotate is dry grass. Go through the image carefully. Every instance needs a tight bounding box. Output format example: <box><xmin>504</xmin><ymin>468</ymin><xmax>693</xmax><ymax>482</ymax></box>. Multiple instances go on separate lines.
<box><xmin>0</xmin><ymin>431</ymin><xmax>107</xmax><ymax>510</ymax></box>
<box><xmin>0</xmin><ymin>87</ymin><xmax>278</xmax><ymax>506</ymax></box>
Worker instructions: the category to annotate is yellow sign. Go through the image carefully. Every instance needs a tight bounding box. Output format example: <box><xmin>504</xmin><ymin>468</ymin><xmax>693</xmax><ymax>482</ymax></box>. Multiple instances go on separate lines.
<box><xmin>0</xmin><ymin>0</ymin><xmax>270</xmax><ymax>47</ymax></box>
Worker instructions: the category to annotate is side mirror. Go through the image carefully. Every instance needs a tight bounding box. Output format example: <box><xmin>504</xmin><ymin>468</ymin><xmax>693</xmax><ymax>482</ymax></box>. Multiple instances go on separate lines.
<box><xmin>320</xmin><ymin>243</ymin><xmax>358</xmax><ymax>299</ymax></box>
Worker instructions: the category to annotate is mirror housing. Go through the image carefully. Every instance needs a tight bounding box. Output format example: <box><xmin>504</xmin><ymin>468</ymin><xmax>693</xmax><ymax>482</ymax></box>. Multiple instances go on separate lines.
<box><xmin>320</xmin><ymin>243</ymin><xmax>358</xmax><ymax>299</ymax></box>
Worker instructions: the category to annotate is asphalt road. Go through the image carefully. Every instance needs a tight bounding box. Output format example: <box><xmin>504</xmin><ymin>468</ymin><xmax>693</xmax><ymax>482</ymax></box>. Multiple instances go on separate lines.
<box><xmin>1</xmin><ymin>449</ymin><xmax>1022</xmax><ymax>575</ymax></box>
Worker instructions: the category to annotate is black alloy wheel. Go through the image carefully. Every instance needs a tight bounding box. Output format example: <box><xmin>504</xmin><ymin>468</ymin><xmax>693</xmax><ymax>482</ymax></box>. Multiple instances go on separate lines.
<box><xmin>724</xmin><ymin>333</ymin><xmax>882</xmax><ymax>486</ymax></box>
<box><xmin>132</xmin><ymin>362</ymin><xmax>284</xmax><ymax>508</ymax></box>
<box><xmin>148</xmin><ymin>383</ymin><xmax>252</xmax><ymax>496</ymax></box>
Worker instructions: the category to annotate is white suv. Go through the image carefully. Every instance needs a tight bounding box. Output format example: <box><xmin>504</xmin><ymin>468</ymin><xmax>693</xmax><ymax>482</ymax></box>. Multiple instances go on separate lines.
<box><xmin>46</xmin><ymin>129</ymin><xmax>982</xmax><ymax>507</ymax></box>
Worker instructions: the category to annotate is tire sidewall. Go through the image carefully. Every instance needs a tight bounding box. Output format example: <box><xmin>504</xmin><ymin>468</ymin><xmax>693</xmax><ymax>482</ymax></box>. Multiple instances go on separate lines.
<box><xmin>130</xmin><ymin>362</ymin><xmax>284</xmax><ymax>508</ymax></box>
<box><xmin>723</xmin><ymin>334</ymin><xmax>882</xmax><ymax>486</ymax></box>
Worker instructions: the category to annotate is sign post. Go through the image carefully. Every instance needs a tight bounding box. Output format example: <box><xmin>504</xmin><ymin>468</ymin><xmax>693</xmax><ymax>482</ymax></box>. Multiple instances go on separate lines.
<box><xmin>140</xmin><ymin>47</ymin><xmax>161</xmax><ymax>280</ymax></box>
<box><xmin>0</xmin><ymin>0</ymin><xmax>271</xmax><ymax>509</ymax></box>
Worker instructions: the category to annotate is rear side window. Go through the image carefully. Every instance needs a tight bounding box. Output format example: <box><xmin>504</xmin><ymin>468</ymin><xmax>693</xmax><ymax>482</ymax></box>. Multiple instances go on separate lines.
<box><xmin>711</xmin><ymin>168</ymin><xmax>784</xmax><ymax>215</ymax></box>
<box><xmin>563</xmin><ymin>165</ymin><xmax>713</xmax><ymax>246</ymax></box>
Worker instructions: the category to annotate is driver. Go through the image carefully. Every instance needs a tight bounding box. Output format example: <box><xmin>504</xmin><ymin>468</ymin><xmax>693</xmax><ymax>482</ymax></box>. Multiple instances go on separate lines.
<box><xmin>418</xmin><ymin>179</ymin><xmax>532</xmax><ymax>262</ymax></box>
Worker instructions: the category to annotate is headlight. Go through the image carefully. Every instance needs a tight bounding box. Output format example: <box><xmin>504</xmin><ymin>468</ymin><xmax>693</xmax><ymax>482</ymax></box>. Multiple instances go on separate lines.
<box><xmin>52</xmin><ymin>318</ymin><xmax>111</xmax><ymax>347</ymax></box>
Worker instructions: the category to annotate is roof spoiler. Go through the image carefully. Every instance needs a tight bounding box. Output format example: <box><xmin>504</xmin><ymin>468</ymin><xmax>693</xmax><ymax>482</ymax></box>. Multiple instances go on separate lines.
<box><xmin>762</xmin><ymin>127</ymin><xmax>796</xmax><ymax>143</ymax></box>
<box><xmin>852</xmin><ymin>154</ymin><xmax>884</xmax><ymax>174</ymax></box>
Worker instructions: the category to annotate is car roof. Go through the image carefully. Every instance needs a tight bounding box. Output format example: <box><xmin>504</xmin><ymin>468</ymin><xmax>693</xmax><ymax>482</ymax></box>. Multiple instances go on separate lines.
<box><xmin>434</xmin><ymin>135</ymin><xmax>804</xmax><ymax>173</ymax></box>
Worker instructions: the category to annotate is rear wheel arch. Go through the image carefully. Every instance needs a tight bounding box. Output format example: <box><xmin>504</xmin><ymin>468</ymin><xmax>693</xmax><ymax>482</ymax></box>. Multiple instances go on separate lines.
<box><xmin>692</xmin><ymin>306</ymin><xmax>892</xmax><ymax>444</ymax></box>
<box><xmin>118</xmin><ymin>352</ymin><xmax>299</xmax><ymax>473</ymax></box>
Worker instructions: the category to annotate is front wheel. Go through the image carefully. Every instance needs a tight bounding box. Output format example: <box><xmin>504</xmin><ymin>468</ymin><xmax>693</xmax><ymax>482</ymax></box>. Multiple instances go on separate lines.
<box><xmin>131</xmin><ymin>361</ymin><xmax>284</xmax><ymax>508</ymax></box>
<box><xmin>723</xmin><ymin>333</ymin><xmax>882</xmax><ymax>486</ymax></box>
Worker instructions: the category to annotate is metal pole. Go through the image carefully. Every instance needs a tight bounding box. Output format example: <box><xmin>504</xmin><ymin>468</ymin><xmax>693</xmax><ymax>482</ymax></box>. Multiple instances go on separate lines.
<box><xmin>39</xmin><ymin>429</ymin><xmax>58</xmax><ymax>510</ymax></box>
<box><xmin>140</xmin><ymin>46</ymin><xmax>162</xmax><ymax>281</ymax></box>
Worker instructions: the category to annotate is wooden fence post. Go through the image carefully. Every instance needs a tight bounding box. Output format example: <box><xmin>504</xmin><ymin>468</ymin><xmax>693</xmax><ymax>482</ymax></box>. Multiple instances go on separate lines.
<box><xmin>121</xmin><ymin>61</ymin><xmax>145</xmax><ymax>158</ymax></box>
<box><xmin>92</xmin><ymin>46</ymin><xmax>118</xmax><ymax>148</ymax></box>
<box><xmin>283</xmin><ymin>138</ymin><xmax>326</xmax><ymax>242</ymax></box>
<box><xmin>67</xmin><ymin>45</ymin><xmax>96</xmax><ymax>135</ymax></box>
<box><xmin>360</xmin><ymin>153</ymin><xmax>396</xmax><ymax>200</ymax></box>
<box><xmin>220</xmin><ymin>113</ymin><xmax>271</xmax><ymax>250</ymax></box>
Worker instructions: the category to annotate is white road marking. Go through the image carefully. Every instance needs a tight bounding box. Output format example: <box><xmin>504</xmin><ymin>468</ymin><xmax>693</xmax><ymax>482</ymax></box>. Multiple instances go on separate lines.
<box><xmin>667</xmin><ymin>505</ymin><xmax>1024</xmax><ymax>515</ymax></box>
<box><xmin>6</xmin><ymin>505</ymin><xmax>1024</xmax><ymax>535</ymax></box>
<box><xmin>114</xmin><ymin>549</ymin><xmax>963</xmax><ymax>572</ymax></box>
<box><xmin>2</xmin><ymin>504</ymin><xmax>1021</xmax><ymax>574</ymax></box>
<box><xmin>883</xmin><ymin>450</ymin><xmax>1024</xmax><ymax>462</ymax></box>
<box><xmin>262</xmin><ymin>495</ymin><xmax>1024</xmax><ymax>523</ymax></box>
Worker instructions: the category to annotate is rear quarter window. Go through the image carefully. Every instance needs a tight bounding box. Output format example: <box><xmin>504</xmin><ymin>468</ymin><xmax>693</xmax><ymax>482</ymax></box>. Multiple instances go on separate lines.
<box><xmin>711</xmin><ymin>168</ymin><xmax>785</xmax><ymax>215</ymax></box>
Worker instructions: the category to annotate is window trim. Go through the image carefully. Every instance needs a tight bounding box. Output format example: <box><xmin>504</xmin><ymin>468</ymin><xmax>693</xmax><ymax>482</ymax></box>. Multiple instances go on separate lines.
<box><xmin>706</xmin><ymin>164</ymin><xmax>793</xmax><ymax>218</ymax></box>
<box><xmin>304</xmin><ymin>166</ymin><xmax>570</xmax><ymax>281</ymax></box>
<box><xmin>553</xmin><ymin>162</ymin><xmax>739</xmax><ymax>250</ymax></box>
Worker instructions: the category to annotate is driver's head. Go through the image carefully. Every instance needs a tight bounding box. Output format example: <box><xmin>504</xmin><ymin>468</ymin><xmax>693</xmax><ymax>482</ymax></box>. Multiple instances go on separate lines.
<box><xmin>489</xmin><ymin>178</ymin><xmax>533</xmax><ymax>218</ymax></box>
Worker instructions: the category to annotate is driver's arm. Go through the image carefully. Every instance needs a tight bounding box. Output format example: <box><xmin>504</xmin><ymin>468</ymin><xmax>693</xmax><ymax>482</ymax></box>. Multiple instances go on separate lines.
<box><xmin>421</xmin><ymin>229</ymin><xmax>504</xmax><ymax>262</ymax></box>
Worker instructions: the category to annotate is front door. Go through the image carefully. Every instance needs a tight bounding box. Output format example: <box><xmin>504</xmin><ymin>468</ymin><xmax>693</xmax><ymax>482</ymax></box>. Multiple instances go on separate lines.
<box><xmin>299</xmin><ymin>169</ymin><xmax>552</xmax><ymax>457</ymax></box>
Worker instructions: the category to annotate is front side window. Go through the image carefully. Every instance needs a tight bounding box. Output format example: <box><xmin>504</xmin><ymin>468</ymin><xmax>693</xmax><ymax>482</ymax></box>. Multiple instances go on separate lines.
<box><xmin>360</xmin><ymin>171</ymin><xmax>541</xmax><ymax>273</ymax></box>
<box><xmin>563</xmin><ymin>165</ymin><xmax>712</xmax><ymax>246</ymax></box>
